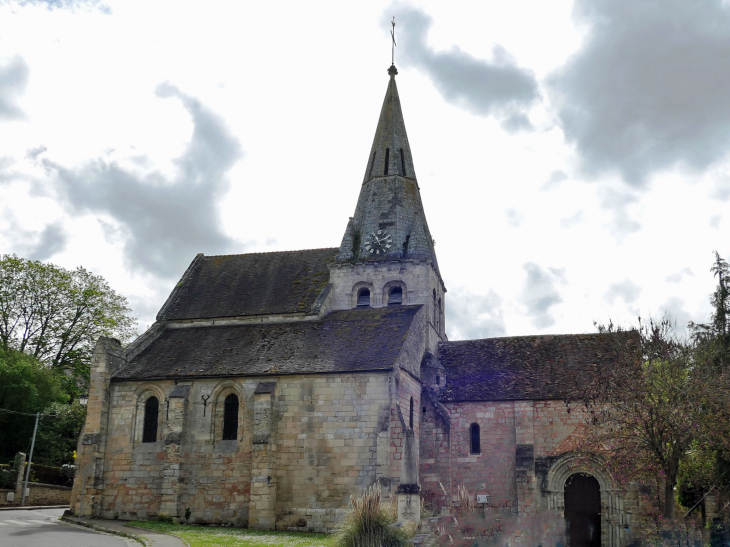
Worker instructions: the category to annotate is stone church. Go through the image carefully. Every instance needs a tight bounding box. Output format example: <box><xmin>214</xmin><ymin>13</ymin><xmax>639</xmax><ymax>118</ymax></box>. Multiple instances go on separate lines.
<box><xmin>71</xmin><ymin>64</ymin><xmax>641</xmax><ymax>547</ymax></box>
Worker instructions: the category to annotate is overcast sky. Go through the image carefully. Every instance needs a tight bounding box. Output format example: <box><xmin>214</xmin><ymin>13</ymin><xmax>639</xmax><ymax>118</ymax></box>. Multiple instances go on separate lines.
<box><xmin>1</xmin><ymin>0</ymin><xmax>728</xmax><ymax>340</ymax></box>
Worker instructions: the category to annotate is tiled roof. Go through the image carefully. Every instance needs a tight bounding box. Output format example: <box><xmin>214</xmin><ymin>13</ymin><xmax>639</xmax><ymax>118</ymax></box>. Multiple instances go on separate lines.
<box><xmin>158</xmin><ymin>248</ymin><xmax>337</xmax><ymax>320</ymax></box>
<box><xmin>117</xmin><ymin>305</ymin><xmax>423</xmax><ymax>380</ymax></box>
<box><xmin>438</xmin><ymin>333</ymin><xmax>632</xmax><ymax>401</ymax></box>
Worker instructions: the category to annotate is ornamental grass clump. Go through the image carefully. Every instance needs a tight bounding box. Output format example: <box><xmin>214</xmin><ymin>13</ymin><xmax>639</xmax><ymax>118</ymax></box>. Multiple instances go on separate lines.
<box><xmin>335</xmin><ymin>485</ymin><xmax>412</xmax><ymax>547</ymax></box>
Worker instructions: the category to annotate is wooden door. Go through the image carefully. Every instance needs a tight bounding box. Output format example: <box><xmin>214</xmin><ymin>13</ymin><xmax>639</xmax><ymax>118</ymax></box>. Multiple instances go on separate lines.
<box><xmin>564</xmin><ymin>473</ymin><xmax>601</xmax><ymax>547</ymax></box>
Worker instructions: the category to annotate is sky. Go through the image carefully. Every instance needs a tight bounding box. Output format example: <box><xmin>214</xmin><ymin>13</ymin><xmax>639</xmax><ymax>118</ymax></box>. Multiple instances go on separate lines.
<box><xmin>0</xmin><ymin>0</ymin><xmax>728</xmax><ymax>341</ymax></box>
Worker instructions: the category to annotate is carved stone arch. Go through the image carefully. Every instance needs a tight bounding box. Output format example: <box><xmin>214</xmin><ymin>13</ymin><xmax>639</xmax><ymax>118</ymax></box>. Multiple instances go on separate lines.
<box><xmin>351</xmin><ymin>281</ymin><xmax>375</xmax><ymax>308</ymax></box>
<box><xmin>132</xmin><ymin>383</ymin><xmax>165</xmax><ymax>445</ymax></box>
<box><xmin>382</xmin><ymin>280</ymin><xmax>407</xmax><ymax>306</ymax></box>
<box><xmin>210</xmin><ymin>379</ymin><xmax>243</xmax><ymax>442</ymax></box>
<box><xmin>545</xmin><ymin>452</ymin><xmax>630</xmax><ymax>547</ymax></box>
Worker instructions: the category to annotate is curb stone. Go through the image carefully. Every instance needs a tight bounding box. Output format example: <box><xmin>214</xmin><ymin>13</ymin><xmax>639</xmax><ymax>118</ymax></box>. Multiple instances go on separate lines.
<box><xmin>61</xmin><ymin>515</ymin><xmax>149</xmax><ymax>546</ymax></box>
<box><xmin>0</xmin><ymin>504</ymin><xmax>70</xmax><ymax>511</ymax></box>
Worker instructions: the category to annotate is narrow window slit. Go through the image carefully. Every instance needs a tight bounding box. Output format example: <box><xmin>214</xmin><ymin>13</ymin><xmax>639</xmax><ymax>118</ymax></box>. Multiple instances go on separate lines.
<box><xmin>222</xmin><ymin>393</ymin><xmax>239</xmax><ymax>440</ymax></box>
<box><xmin>470</xmin><ymin>423</ymin><xmax>481</xmax><ymax>454</ymax></box>
<box><xmin>369</xmin><ymin>151</ymin><xmax>376</xmax><ymax>178</ymax></box>
<box><xmin>384</xmin><ymin>148</ymin><xmax>390</xmax><ymax>176</ymax></box>
<box><xmin>400</xmin><ymin>148</ymin><xmax>406</xmax><ymax>176</ymax></box>
<box><xmin>142</xmin><ymin>396</ymin><xmax>159</xmax><ymax>443</ymax></box>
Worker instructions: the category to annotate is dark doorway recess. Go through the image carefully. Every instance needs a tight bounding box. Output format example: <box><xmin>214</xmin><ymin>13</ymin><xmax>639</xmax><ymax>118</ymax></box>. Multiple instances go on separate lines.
<box><xmin>564</xmin><ymin>473</ymin><xmax>601</xmax><ymax>547</ymax></box>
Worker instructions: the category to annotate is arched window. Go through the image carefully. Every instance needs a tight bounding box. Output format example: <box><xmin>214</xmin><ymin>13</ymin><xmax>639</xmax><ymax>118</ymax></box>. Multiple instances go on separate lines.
<box><xmin>142</xmin><ymin>396</ymin><xmax>159</xmax><ymax>443</ymax></box>
<box><xmin>357</xmin><ymin>288</ymin><xmax>371</xmax><ymax>307</ymax></box>
<box><xmin>409</xmin><ymin>397</ymin><xmax>414</xmax><ymax>429</ymax></box>
<box><xmin>438</xmin><ymin>297</ymin><xmax>442</xmax><ymax>332</ymax></box>
<box><xmin>222</xmin><ymin>393</ymin><xmax>239</xmax><ymax>440</ymax></box>
<box><xmin>470</xmin><ymin>423</ymin><xmax>480</xmax><ymax>454</ymax></box>
<box><xmin>388</xmin><ymin>287</ymin><xmax>403</xmax><ymax>306</ymax></box>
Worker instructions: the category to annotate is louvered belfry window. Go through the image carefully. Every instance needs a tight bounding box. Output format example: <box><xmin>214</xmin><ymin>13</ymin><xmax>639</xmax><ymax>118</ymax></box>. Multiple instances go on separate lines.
<box><xmin>222</xmin><ymin>393</ymin><xmax>239</xmax><ymax>441</ymax></box>
<box><xmin>388</xmin><ymin>287</ymin><xmax>403</xmax><ymax>306</ymax></box>
<box><xmin>357</xmin><ymin>289</ymin><xmax>370</xmax><ymax>307</ymax></box>
<box><xmin>142</xmin><ymin>396</ymin><xmax>159</xmax><ymax>443</ymax></box>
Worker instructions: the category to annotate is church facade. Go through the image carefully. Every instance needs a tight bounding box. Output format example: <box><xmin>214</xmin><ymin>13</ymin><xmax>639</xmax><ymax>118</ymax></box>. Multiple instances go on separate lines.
<box><xmin>71</xmin><ymin>65</ymin><xmax>642</xmax><ymax>546</ymax></box>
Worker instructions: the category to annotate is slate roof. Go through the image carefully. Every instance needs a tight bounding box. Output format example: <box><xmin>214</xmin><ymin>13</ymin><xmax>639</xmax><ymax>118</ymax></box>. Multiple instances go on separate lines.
<box><xmin>438</xmin><ymin>333</ymin><xmax>631</xmax><ymax>402</ymax></box>
<box><xmin>116</xmin><ymin>305</ymin><xmax>423</xmax><ymax>380</ymax></box>
<box><xmin>158</xmin><ymin>248</ymin><xmax>337</xmax><ymax>321</ymax></box>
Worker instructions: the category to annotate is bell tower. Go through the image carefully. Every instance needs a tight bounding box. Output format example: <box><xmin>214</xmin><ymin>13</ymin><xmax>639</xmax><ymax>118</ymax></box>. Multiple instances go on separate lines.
<box><xmin>328</xmin><ymin>64</ymin><xmax>446</xmax><ymax>350</ymax></box>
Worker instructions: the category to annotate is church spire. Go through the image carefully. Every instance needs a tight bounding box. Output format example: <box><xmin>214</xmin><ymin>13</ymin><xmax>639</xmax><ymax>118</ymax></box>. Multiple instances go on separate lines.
<box><xmin>337</xmin><ymin>66</ymin><xmax>439</xmax><ymax>272</ymax></box>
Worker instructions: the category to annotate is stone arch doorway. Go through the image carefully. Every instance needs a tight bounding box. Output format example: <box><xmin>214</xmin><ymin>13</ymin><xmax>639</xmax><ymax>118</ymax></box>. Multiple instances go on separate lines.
<box><xmin>564</xmin><ymin>473</ymin><xmax>601</xmax><ymax>547</ymax></box>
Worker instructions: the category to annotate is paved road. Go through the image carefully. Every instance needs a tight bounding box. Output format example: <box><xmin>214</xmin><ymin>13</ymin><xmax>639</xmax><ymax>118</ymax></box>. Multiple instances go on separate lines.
<box><xmin>0</xmin><ymin>508</ymin><xmax>132</xmax><ymax>547</ymax></box>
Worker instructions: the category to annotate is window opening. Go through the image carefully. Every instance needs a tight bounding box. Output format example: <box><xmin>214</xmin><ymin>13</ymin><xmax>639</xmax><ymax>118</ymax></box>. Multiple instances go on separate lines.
<box><xmin>388</xmin><ymin>287</ymin><xmax>403</xmax><ymax>306</ymax></box>
<box><xmin>369</xmin><ymin>151</ymin><xmax>376</xmax><ymax>178</ymax></box>
<box><xmin>433</xmin><ymin>290</ymin><xmax>437</xmax><ymax>326</ymax></box>
<box><xmin>142</xmin><ymin>396</ymin><xmax>159</xmax><ymax>443</ymax></box>
<box><xmin>357</xmin><ymin>288</ymin><xmax>371</xmax><ymax>307</ymax></box>
<box><xmin>384</xmin><ymin>148</ymin><xmax>390</xmax><ymax>175</ymax></box>
<box><xmin>470</xmin><ymin>423</ymin><xmax>481</xmax><ymax>454</ymax></box>
<box><xmin>222</xmin><ymin>393</ymin><xmax>239</xmax><ymax>440</ymax></box>
<box><xmin>409</xmin><ymin>397</ymin><xmax>414</xmax><ymax>429</ymax></box>
<box><xmin>400</xmin><ymin>148</ymin><xmax>406</xmax><ymax>176</ymax></box>
<box><xmin>438</xmin><ymin>297</ymin><xmax>442</xmax><ymax>332</ymax></box>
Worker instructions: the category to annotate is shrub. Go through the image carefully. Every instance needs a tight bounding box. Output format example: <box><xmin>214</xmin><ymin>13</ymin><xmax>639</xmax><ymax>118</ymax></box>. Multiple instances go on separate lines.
<box><xmin>157</xmin><ymin>514</ymin><xmax>174</xmax><ymax>524</ymax></box>
<box><xmin>335</xmin><ymin>485</ymin><xmax>413</xmax><ymax>547</ymax></box>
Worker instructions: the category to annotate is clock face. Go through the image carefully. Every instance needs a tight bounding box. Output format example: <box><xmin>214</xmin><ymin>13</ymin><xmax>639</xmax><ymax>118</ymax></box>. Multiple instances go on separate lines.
<box><xmin>364</xmin><ymin>230</ymin><xmax>393</xmax><ymax>255</ymax></box>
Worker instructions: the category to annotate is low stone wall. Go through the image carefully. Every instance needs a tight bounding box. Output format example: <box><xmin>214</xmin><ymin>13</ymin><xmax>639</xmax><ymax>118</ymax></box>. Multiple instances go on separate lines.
<box><xmin>0</xmin><ymin>483</ymin><xmax>71</xmax><ymax>507</ymax></box>
<box><xmin>25</xmin><ymin>483</ymin><xmax>72</xmax><ymax>506</ymax></box>
<box><xmin>0</xmin><ymin>488</ymin><xmax>14</xmax><ymax>506</ymax></box>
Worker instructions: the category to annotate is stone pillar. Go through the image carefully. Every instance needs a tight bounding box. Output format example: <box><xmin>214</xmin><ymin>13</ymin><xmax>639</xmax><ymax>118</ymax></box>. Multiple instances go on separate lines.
<box><xmin>70</xmin><ymin>337</ymin><xmax>126</xmax><ymax>517</ymax></box>
<box><xmin>13</xmin><ymin>452</ymin><xmax>26</xmax><ymax>504</ymax></box>
<box><xmin>159</xmin><ymin>384</ymin><xmax>189</xmax><ymax>518</ymax></box>
<box><xmin>397</xmin><ymin>429</ymin><xmax>421</xmax><ymax>523</ymax></box>
<box><xmin>249</xmin><ymin>382</ymin><xmax>277</xmax><ymax>530</ymax></box>
<box><xmin>514</xmin><ymin>401</ymin><xmax>536</xmax><ymax>515</ymax></box>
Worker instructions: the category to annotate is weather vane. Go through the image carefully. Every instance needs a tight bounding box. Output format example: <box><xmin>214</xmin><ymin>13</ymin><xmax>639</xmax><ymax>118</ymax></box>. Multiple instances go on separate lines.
<box><xmin>391</xmin><ymin>16</ymin><xmax>396</xmax><ymax>66</ymax></box>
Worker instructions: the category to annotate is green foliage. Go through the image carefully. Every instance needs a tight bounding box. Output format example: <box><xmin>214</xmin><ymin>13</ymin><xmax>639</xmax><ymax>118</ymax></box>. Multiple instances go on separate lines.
<box><xmin>691</xmin><ymin>251</ymin><xmax>730</xmax><ymax>370</ymax></box>
<box><xmin>130</xmin><ymin>521</ymin><xmax>334</xmax><ymax>547</ymax></box>
<box><xmin>0</xmin><ymin>465</ymin><xmax>16</xmax><ymax>489</ymax></box>
<box><xmin>32</xmin><ymin>402</ymin><xmax>86</xmax><ymax>466</ymax></box>
<box><xmin>157</xmin><ymin>514</ymin><xmax>175</xmax><ymax>524</ymax></box>
<box><xmin>0</xmin><ymin>347</ymin><xmax>70</xmax><ymax>460</ymax></box>
<box><xmin>0</xmin><ymin>254</ymin><xmax>137</xmax><ymax>390</ymax></box>
<box><xmin>334</xmin><ymin>486</ymin><xmax>413</xmax><ymax>547</ymax></box>
<box><xmin>677</xmin><ymin>441</ymin><xmax>715</xmax><ymax>517</ymax></box>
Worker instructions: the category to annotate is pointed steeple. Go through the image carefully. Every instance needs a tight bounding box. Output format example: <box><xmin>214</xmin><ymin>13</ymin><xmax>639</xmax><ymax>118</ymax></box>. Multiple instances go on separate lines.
<box><xmin>337</xmin><ymin>66</ymin><xmax>439</xmax><ymax>272</ymax></box>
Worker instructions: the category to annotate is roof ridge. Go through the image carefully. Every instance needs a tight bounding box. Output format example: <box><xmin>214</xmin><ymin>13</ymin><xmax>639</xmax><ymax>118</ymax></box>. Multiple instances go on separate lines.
<box><xmin>203</xmin><ymin>247</ymin><xmax>339</xmax><ymax>259</ymax></box>
<box><xmin>442</xmin><ymin>332</ymin><xmax>612</xmax><ymax>344</ymax></box>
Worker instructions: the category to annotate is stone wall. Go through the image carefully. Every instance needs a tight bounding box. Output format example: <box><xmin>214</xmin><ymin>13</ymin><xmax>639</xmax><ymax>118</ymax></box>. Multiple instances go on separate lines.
<box><xmin>327</xmin><ymin>260</ymin><xmax>444</xmax><ymax>352</ymax></box>
<box><xmin>72</xmin><ymin>371</ymin><xmax>396</xmax><ymax>532</ymax></box>
<box><xmin>25</xmin><ymin>483</ymin><xmax>72</xmax><ymax>506</ymax></box>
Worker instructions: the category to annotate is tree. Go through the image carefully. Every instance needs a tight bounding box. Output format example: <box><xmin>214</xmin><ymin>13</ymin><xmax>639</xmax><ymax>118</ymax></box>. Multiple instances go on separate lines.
<box><xmin>0</xmin><ymin>254</ymin><xmax>137</xmax><ymax>387</ymax></box>
<box><xmin>690</xmin><ymin>251</ymin><xmax>730</xmax><ymax>371</ymax></box>
<box><xmin>570</xmin><ymin>317</ymin><xmax>730</xmax><ymax>519</ymax></box>
<box><xmin>0</xmin><ymin>347</ymin><xmax>69</xmax><ymax>460</ymax></box>
<box><xmin>33</xmin><ymin>402</ymin><xmax>87</xmax><ymax>466</ymax></box>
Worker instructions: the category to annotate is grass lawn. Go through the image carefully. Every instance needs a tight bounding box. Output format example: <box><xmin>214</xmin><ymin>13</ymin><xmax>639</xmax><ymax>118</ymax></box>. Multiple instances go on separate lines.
<box><xmin>129</xmin><ymin>522</ymin><xmax>336</xmax><ymax>547</ymax></box>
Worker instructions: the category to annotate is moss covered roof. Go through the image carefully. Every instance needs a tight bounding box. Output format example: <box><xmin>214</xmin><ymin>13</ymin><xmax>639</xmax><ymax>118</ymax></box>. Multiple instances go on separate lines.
<box><xmin>117</xmin><ymin>305</ymin><xmax>423</xmax><ymax>380</ymax></box>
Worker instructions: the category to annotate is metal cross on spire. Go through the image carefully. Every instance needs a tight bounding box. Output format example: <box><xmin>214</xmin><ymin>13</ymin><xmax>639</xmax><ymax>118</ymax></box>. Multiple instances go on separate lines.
<box><xmin>391</xmin><ymin>16</ymin><xmax>396</xmax><ymax>66</ymax></box>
